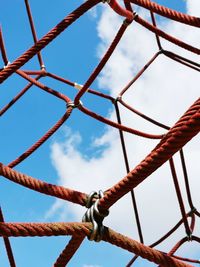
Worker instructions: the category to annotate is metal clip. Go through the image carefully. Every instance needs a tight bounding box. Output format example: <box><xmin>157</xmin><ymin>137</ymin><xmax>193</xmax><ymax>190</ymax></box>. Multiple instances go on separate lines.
<box><xmin>123</xmin><ymin>12</ymin><xmax>138</xmax><ymax>25</ymax></box>
<box><xmin>74</xmin><ymin>83</ymin><xmax>83</xmax><ymax>90</ymax></box>
<box><xmin>40</xmin><ymin>64</ymin><xmax>46</xmax><ymax>70</ymax></box>
<box><xmin>102</xmin><ymin>0</ymin><xmax>111</xmax><ymax>4</ymax></box>
<box><xmin>67</xmin><ymin>100</ymin><xmax>83</xmax><ymax>109</ymax></box>
<box><xmin>3</xmin><ymin>61</ymin><xmax>10</xmax><ymax>69</ymax></box>
<box><xmin>82</xmin><ymin>190</ymin><xmax>109</xmax><ymax>242</ymax></box>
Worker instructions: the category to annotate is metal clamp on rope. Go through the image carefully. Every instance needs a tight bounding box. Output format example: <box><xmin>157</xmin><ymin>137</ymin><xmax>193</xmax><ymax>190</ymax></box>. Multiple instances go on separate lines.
<box><xmin>74</xmin><ymin>82</ymin><xmax>90</xmax><ymax>92</ymax></box>
<box><xmin>82</xmin><ymin>190</ymin><xmax>109</xmax><ymax>242</ymax></box>
<box><xmin>102</xmin><ymin>0</ymin><xmax>111</xmax><ymax>4</ymax></box>
<box><xmin>123</xmin><ymin>12</ymin><xmax>138</xmax><ymax>25</ymax></box>
<box><xmin>74</xmin><ymin>82</ymin><xmax>83</xmax><ymax>90</ymax></box>
<box><xmin>132</xmin><ymin>11</ymin><xmax>138</xmax><ymax>20</ymax></box>
<box><xmin>67</xmin><ymin>100</ymin><xmax>83</xmax><ymax>109</ymax></box>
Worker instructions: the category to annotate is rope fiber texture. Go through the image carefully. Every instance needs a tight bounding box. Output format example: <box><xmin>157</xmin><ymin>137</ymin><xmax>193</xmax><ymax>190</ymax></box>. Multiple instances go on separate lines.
<box><xmin>0</xmin><ymin>0</ymin><xmax>199</xmax><ymax>266</ymax></box>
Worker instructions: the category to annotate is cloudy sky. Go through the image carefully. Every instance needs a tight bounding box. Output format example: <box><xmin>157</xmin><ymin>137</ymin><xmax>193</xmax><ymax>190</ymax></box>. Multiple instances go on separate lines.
<box><xmin>1</xmin><ymin>0</ymin><xmax>199</xmax><ymax>266</ymax></box>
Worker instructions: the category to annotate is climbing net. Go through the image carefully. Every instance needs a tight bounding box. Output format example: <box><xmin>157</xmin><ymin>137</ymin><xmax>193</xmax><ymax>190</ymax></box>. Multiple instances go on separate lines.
<box><xmin>0</xmin><ymin>0</ymin><xmax>200</xmax><ymax>266</ymax></box>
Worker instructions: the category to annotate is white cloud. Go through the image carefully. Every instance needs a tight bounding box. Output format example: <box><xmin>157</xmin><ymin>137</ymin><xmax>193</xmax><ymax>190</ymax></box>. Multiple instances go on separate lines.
<box><xmin>186</xmin><ymin>0</ymin><xmax>200</xmax><ymax>16</ymax></box>
<box><xmin>48</xmin><ymin>0</ymin><xmax>200</xmax><ymax>260</ymax></box>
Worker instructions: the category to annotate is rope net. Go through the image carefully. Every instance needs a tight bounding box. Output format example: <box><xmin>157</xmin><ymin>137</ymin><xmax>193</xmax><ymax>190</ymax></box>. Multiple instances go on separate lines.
<box><xmin>0</xmin><ymin>0</ymin><xmax>200</xmax><ymax>266</ymax></box>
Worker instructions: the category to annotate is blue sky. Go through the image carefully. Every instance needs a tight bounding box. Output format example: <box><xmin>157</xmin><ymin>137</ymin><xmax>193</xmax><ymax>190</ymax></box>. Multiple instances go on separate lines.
<box><xmin>1</xmin><ymin>0</ymin><xmax>200</xmax><ymax>266</ymax></box>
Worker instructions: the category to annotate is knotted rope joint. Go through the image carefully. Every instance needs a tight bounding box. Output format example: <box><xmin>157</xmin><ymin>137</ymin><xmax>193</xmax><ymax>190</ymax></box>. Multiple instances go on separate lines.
<box><xmin>82</xmin><ymin>190</ymin><xmax>109</xmax><ymax>242</ymax></box>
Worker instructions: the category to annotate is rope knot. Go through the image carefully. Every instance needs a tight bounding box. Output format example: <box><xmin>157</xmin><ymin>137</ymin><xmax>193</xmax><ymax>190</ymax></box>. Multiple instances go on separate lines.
<box><xmin>82</xmin><ymin>190</ymin><xmax>109</xmax><ymax>242</ymax></box>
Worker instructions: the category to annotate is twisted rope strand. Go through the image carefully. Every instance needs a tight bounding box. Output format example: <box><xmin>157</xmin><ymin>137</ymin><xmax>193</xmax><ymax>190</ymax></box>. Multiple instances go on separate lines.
<box><xmin>5</xmin><ymin>70</ymin><xmax>73</xmax><ymax>167</ymax></box>
<box><xmin>46</xmin><ymin>72</ymin><xmax>114</xmax><ymax>102</ymax></box>
<box><xmin>0</xmin><ymin>221</ymin><xmax>194</xmax><ymax>267</ymax></box>
<box><xmin>0</xmin><ymin>222</ymin><xmax>91</xmax><ymax>237</ymax></box>
<box><xmin>114</xmin><ymin>101</ymin><xmax>144</xmax><ymax>243</ymax></box>
<box><xmin>74</xmin><ymin>21</ymin><xmax>130</xmax><ymax>105</ymax></box>
<box><xmin>0</xmin><ymin>208</ymin><xmax>16</xmax><ymax>267</ymax></box>
<box><xmin>126</xmin><ymin>212</ymin><xmax>195</xmax><ymax>266</ymax></box>
<box><xmin>169</xmin><ymin>158</ymin><xmax>191</xmax><ymax>236</ymax></box>
<box><xmin>0</xmin><ymin>163</ymin><xmax>87</xmax><ymax>206</ymax></box>
<box><xmin>0</xmin><ymin>0</ymin><xmax>100</xmax><ymax>83</ymax></box>
<box><xmin>129</xmin><ymin>0</ymin><xmax>200</xmax><ymax>27</ymax></box>
<box><xmin>98</xmin><ymin>98</ymin><xmax>200</xmax><ymax>210</ymax></box>
<box><xmin>103</xmin><ymin>227</ymin><xmax>193</xmax><ymax>267</ymax></box>
<box><xmin>53</xmin><ymin>235</ymin><xmax>85</xmax><ymax>267</ymax></box>
<box><xmin>8</xmin><ymin>108</ymin><xmax>73</xmax><ymax>168</ymax></box>
<box><xmin>24</xmin><ymin>0</ymin><xmax>45</xmax><ymax>68</ymax></box>
<box><xmin>134</xmin><ymin>15</ymin><xmax>200</xmax><ymax>55</ymax></box>
<box><xmin>0</xmin><ymin>75</ymin><xmax>42</xmax><ymax>117</ymax></box>
<box><xmin>79</xmin><ymin>104</ymin><xmax>164</xmax><ymax>139</ymax></box>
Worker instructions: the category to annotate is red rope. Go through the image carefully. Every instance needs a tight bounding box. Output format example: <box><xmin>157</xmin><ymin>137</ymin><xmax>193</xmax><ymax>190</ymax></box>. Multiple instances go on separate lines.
<box><xmin>98</xmin><ymin>98</ymin><xmax>200</xmax><ymax>210</ymax></box>
<box><xmin>119</xmin><ymin>51</ymin><xmax>161</xmax><ymax>97</ymax></box>
<box><xmin>79</xmin><ymin>104</ymin><xmax>164</xmax><ymax>139</ymax></box>
<box><xmin>74</xmin><ymin>21</ymin><xmax>130</xmax><ymax>105</ymax></box>
<box><xmin>1</xmin><ymin>0</ymin><xmax>199</xmax><ymax>266</ymax></box>
<box><xmin>103</xmin><ymin>227</ymin><xmax>193</xmax><ymax>267</ymax></box>
<box><xmin>0</xmin><ymin>222</ymin><xmax>91</xmax><ymax>237</ymax></box>
<box><xmin>0</xmin><ymin>0</ymin><xmax>101</xmax><ymax>83</ymax></box>
<box><xmin>134</xmin><ymin>15</ymin><xmax>200</xmax><ymax>55</ymax></box>
<box><xmin>0</xmin><ymin>163</ymin><xmax>87</xmax><ymax>206</ymax></box>
<box><xmin>24</xmin><ymin>0</ymin><xmax>45</xmax><ymax>69</ymax></box>
<box><xmin>53</xmin><ymin>235</ymin><xmax>85</xmax><ymax>267</ymax></box>
<box><xmin>0</xmin><ymin>27</ymin><xmax>9</xmax><ymax>66</ymax></box>
<box><xmin>169</xmin><ymin>158</ymin><xmax>191</xmax><ymax>236</ymax></box>
<box><xmin>0</xmin><ymin>75</ymin><xmax>42</xmax><ymax>117</ymax></box>
<box><xmin>46</xmin><ymin>72</ymin><xmax>115</xmax><ymax>102</ymax></box>
<box><xmin>0</xmin><ymin>221</ymin><xmax>194</xmax><ymax>267</ymax></box>
<box><xmin>108</xmin><ymin>0</ymin><xmax>134</xmax><ymax>21</ymax></box>
<box><xmin>129</xmin><ymin>0</ymin><xmax>200</xmax><ymax>27</ymax></box>
<box><xmin>0</xmin><ymin>208</ymin><xmax>16</xmax><ymax>267</ymax></box>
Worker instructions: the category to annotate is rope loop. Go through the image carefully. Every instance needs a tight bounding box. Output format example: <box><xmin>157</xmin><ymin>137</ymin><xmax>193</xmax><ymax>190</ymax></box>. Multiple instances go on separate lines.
<box><xmin>82</xmin><ymin>190</ymin><xmax>109</xmax><ymax>242</ymax></box>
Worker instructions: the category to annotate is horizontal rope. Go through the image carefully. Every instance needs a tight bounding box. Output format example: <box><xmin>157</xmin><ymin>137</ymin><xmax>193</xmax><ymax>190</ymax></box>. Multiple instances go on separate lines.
<box><xmin>0</xmin><ymin>163</ymin><xmax>87</xmax><ymax>206</ymax></box>
<box><xmin>79</xmin><ymin>104</ymin><xmax>164</xmax><ymax>139</ymax></box>
<box><xmin>0</xmin><ymin>221</ymin><xmax>193</xmax><ymax>267</ymax></box>
<box><xmin>129</xmin><ymin>0</ymin><xmax>200</xmax><ymax>27</ymax></box>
